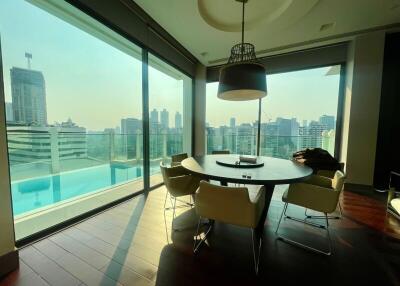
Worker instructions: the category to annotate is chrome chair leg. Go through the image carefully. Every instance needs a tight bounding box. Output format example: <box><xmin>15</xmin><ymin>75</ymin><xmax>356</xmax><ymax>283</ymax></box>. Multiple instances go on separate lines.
<box><xmin>251</xmin><ymin>229</ymin><xmax>262</xmax><ymax>275</ymax></box>
<box><xmin>276</xmin><ymin>206</ymin><xmax>332</xmax><ymax>256</ymax></box>
<box><xmin>275</xmin><ymin>203</ymin><xmax>288</xmax><ymax>234</ymax></box>
<box><xmin>193</xmin><ymin>216</ymin><xmax>213</xmax><ymax>253</ymax></box>
<box><xmin>305</xmin><ymin>201</ymin><xmax>343</xmax><ymax>220</ymax></box>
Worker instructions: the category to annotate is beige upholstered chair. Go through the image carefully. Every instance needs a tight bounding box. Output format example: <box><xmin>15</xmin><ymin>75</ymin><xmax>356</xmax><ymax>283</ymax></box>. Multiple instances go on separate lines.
<box><xmin>193</xmin><ymin>181</ymin><xmax>265</xmax><ymax>274</ymax></box>
<box><xmin>275</xmin><ymin>171</ymin><xmax>346</xmax><ymax>255</ymax></box>
<box><xmin>160</xmin><ymin>162</ymin><xmax>201</xmax><ymax>231</ymax></box>
<box><xmin>312</xmin><ymin>162</ymin><xmax>345</xmax><ymax>219</ymax></box>
<box><xmin>211</xmin><ymin>150</ymin><xmax>230</xmax><ymax>155</ymax></box>
<box><xmin>171</xmin><ymin>153</ymin><xmax>188</xmax><ymax>167</ymax></box>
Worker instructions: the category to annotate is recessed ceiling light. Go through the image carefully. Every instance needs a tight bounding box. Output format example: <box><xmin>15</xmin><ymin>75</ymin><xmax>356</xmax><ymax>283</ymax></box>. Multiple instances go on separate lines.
<box><xmin>320</xmin><ymin>22</ymin><xmax>335</xmax><ymax>32</ymax></box>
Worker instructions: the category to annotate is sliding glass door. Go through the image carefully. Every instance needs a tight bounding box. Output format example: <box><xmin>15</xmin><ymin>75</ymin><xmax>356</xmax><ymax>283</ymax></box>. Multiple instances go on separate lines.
<box><xmin>0</xmin><ymin>0</ymin><xmax>192</xmax><ymax>241</ymax></box>
<box><xmin>148</xmin><ymin>54</ymin><xmax>192</xmax><ymax>187</ymax></box>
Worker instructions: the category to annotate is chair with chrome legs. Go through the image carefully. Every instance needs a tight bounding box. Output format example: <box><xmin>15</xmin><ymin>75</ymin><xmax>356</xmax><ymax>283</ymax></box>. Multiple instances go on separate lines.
<box><xmin>171</xmin><ymin>152</ymin><xmax>188</xmax><ymax>167</ymax></box>
<box><xmin>211</xmin><ymin>150</ymin><xmax>230</xmax><ymax>155</ymax></box>
<box><xmin>306</xmin><ymin>162</ymin><xmax>345</xmax><ymax>219</ymax></box>
<box><xmin>275</xmin><ymin>171</ymin><xmax>346</xmax><ymax>255</ymax></box>
<box><xmin>160</xmin><ymin>162</ymin><xmax>201</xmax><ymax>231</ymax></box>
<box><xmin>303</xmin><ymin>174</ymin><xmax>344</xmax><ymax>219</ymax></box>
<box><xmin>193</xmin><ymin>181</ymin><xmax>265</xmax><ymax>274</ymax></box>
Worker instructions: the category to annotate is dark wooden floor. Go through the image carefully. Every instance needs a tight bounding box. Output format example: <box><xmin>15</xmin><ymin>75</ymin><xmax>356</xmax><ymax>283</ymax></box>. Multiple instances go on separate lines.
<box><xmin>1</xmin><ymin>185</ymin><xmax>400</xmax><ymax>286</ymax></box>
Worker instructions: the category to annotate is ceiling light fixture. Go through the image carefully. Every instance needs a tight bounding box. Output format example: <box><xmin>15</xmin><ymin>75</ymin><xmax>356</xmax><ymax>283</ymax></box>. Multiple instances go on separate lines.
<box><xmin>217</xmin><ymin>0</ymin><xmax>267</xmax><ymax>101</ymax></box>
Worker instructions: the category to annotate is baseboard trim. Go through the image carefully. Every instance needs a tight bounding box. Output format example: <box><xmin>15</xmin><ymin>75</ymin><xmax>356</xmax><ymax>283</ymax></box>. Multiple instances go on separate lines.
<box><xmin>0</xmin><ymin>249</ymin><xmax>19</xmax><ymax>278</ymax></box>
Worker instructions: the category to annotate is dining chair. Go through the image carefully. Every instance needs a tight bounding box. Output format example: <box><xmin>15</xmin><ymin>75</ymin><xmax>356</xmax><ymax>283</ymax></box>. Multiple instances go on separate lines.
<box><xmin>307</xmin><ymin>162</ymin><xmax>345</xmax><ymax>219</ymax></box>
<box><xmin>275</xmin><ymin>170</ymin><xmax>346</xmax><ymax>255</ymax></box>
<box><xmin>193</xmin><ymin>181</ymin><xmax>265</xmax><ymax>274</ymax></box>
<box><xmin>171</xmin><ymin>152</ymin><xmax>188</xmax><ymax>167</ymax></box>
<box><xmin>160</xmin><ymin>162</ymin><xmax>201</xmax><ymax>231</ymax></box>
<box><xmin>211</xmin><ymin>150</ymin><xmax>230</xmax><ymax>155</ymax></box>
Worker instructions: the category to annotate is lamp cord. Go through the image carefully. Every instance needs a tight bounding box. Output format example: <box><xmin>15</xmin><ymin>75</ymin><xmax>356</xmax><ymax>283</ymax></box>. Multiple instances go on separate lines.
<box><xmin>241</xmin><ymin>0</ymin><xmax>245</xmax><ymax>61</ymax></box>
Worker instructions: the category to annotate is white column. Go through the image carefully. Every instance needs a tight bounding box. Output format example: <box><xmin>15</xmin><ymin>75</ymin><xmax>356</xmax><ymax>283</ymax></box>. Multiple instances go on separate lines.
<box><xmin>340</xmin><ymin>31</ymin><xmax>385</xmax><ymax>185</ymax></box>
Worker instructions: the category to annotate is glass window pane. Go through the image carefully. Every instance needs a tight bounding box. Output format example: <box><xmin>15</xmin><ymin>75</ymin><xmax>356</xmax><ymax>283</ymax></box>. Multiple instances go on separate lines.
<box><xmin>148</xmin><ymin>54</ymin><xmax>192</xmax><ymax>187</ymax></box>
<box><xmin>260</xmin><ymin>65</ymin><xmax>341</xmax><ymax>158</ymax></box>
<box><xmin>206</xmin><ymin>82</ymin><xmax>259</xmax><ymax>155</ymax></box>
<box><xmin>0</xmin><ymin>0</ymin><xmax>143</xmax><ymax>240</ymax></box>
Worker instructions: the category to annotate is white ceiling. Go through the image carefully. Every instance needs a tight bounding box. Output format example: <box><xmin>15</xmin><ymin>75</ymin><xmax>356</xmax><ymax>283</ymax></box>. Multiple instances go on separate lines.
<box><xmin>133</xmin><ymin>0</ymin><xmax>400</xmax><ymax>66</ymax></box>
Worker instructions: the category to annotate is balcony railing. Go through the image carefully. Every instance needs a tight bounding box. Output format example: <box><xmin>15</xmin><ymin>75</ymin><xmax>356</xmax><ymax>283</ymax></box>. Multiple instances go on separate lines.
<box><xmin>206</xmin><ymin>133</ymin><xmax>335</xmax><ymax>159</ymax></box>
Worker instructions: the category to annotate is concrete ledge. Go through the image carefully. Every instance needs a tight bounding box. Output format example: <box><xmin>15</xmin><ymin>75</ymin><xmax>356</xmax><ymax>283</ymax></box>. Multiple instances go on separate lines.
<box><xmin>0</xmin><ymin>249</ymin><xmax>19</xmax><ymax>278</ymax></box>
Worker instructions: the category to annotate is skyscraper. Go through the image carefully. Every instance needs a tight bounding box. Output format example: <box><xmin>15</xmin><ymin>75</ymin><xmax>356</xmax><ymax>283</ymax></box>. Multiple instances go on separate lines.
<box><xmin>5</xmin><ymin>102</ymin><xmax>13</xmax><ymax>122</ymax></box>
<box><xmin>121</xmin><ymin>118</ymin><xmax>142</xmax><ymax>134</ymax></box>
<box><xmin>230</xmin><ymin>117</ymin><xmax>236</xmax><ymax>129</ymax></box>
<box><xmin>150</xmin><ymin>108</ymin><xmax>159</xmax><ymax>124</ymax></box>
<box><xmin>319</xmin><ymin>115</ymin><xmax>335</xmax><ymax>131</ymax></box>
<box><xmin>160</xmin><ymin>108</ymin><xmax>169</xmax><ymax>129</ymax></box>
<box><xmin>175</xmin><ymin>111</ymin><xmax>182</xmax><ymax>129</ymax></box>
<box><xmin>10</xmin><ymin>67</ymin><xmax>47</xmax><ymax>126</ymax></box>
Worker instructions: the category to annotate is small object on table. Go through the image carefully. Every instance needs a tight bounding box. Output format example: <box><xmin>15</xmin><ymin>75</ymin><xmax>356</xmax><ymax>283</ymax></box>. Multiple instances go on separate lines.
<box><xmin>239</xmin><ymin>155</ymin><xmax>257</xmax><ymax>164</ymax></box>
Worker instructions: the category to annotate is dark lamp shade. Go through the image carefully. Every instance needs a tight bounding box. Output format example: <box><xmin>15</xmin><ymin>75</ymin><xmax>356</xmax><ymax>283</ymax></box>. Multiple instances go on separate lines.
<box><xmin>218</xmin><ymin>63</ymin><xmax>267</xmax><ymax>101</ymax></box>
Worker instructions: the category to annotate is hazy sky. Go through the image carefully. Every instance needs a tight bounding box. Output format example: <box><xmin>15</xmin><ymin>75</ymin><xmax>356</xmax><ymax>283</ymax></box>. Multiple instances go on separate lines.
<box><xmin>0</xmin><ymin>0</ymin><xmax>185</xmax><ymax>131</ymax></box>
<box><xmin>206</xmin><ymin>66</ymin><xmax>340</xmax><ymax>127</ymax></box>
<box><xmin>1</xmin><ymin>0</ymin><xmax>340</xmax><ymax>131</ymax></box>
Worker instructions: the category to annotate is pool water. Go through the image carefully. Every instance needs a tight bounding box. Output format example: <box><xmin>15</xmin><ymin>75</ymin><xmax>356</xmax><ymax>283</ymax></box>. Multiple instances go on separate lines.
<box><xmin>11</xmin><ymin>164</ymin><xmax>149</xmax><ymax>216</ymax></box>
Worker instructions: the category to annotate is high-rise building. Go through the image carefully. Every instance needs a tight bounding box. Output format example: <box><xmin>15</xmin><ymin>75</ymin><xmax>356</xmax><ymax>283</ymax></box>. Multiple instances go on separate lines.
<box><xmin>150</xmin><ymin>108</ymin><xmax>159</xmax><ymax>124</ymax></box>
<box><xmin>175</xmin><ymin>111</ymin><xmax>182</xmax><ymax>129</ymax></box>
<box><xmin>5</xmin><ymin>102</ymin><xmax>13</xmax><ymax>122</ymax></box>
<box><xmin>319</xmin><ymin>115</ymin><xmax>335</xmax><ymax>131</ymax></box>
<box><xmin>121</xmin><ymin>118</ymin><xmax>142</xmax><ymax>134</ymax></box>
<box><xmin>10</xmin><ymin>67</ymin><xmax>47</xmax><ymax>126</ymax></box>
<box><xmin>230</xmin><ymin>117</ymin><xmax>236</xmax><ymax>129</ymax></box>
<box><xmin>160</xmin><ymin>108</ymin><xmax>169</xmax><ymax>129</ymax></box>
<box><xmin>121</xmin><ymin>118</ymin><xmax>142</xmax><ymax>160</ymax></box>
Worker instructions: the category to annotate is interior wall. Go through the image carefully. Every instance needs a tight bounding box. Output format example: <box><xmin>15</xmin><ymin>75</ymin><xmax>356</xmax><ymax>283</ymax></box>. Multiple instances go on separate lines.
<box><xmin>341</xmin><ymin>31</ymin><xmax>386</xmax><ymax>185</ymax></box>
<box><xmin>0</xmin><ymin>41</ymin><xmax>17</xmax><ymax>273</ymax></box>
<box><xmin>194</xmin><ymin>64</ymin><xmax>207</xmax><ymax>156</ymax></box>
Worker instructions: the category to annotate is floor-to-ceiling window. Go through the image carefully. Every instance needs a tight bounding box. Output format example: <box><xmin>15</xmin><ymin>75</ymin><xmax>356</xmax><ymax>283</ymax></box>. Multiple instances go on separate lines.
<box><xmin>148</xmin><ymin>54</ymin><xmax>192</xmax><ymax>187</ymax></box>
<box><xmin>206</xmin><ymin>64</ymin><xmax>342</xmax><ymax>158</ymax></box>
<box><xmin>260</xmin><ymin>65</ymin><xmax>341</xmax><ymax>158</ymax></box>
<box><xmin>0</xmin><ymin>0</ymin><xmax>145</xmax><ymax>240</ymax></box>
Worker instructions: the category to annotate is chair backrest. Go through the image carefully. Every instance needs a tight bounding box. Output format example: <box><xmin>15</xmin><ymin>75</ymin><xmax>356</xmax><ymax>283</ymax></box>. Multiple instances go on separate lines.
<box><xmin>171</xmin><ymin>153</ymin><xmax>188</xmax><ymax>165</ymax></box>
<box><xmin>332</xmin><ymin>170</ymin><xmax>346</xmax><ymax>192</ymax></box>
<box><xmin>195</xmin><ymin>181</ymin><xmax>257</xmax><ymax>228</ymax></box>
<box><xmin>160</xmin><ymin>162</ymin><xmax>184</xmax><ymax>193</ymax></box>
<box><xmin>212</xmin><ymin>150</ymin><xmax>230</xmax><ymax>155</ymax></box>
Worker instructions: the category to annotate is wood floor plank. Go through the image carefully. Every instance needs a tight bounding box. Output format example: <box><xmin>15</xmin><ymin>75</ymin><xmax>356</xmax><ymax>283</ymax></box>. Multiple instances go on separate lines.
<box><xmin>53</xmin><ymin>253</ymin><xmax>122</xmax><ymax>286</ymax></box>
<box><xmin>64</xmin><ymin>227</ymin><xmax>158</xmax><ymax>281</ymax></box>
<box><xmin>49</xmin><ymin>232</ymin><xmax>111</xmax><ymax>270</ymax></box>
<box><xmin>19</xmin><ymin>246</ymin><xmax>81</xmax><ymax>286</ymax></box>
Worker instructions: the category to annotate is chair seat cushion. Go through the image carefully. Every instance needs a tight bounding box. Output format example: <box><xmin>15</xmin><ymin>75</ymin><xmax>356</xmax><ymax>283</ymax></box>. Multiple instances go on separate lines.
<box><xmin>390</xmin><ymin>198</ymin><xmax>400</xmax><ymax>215</ymax></box>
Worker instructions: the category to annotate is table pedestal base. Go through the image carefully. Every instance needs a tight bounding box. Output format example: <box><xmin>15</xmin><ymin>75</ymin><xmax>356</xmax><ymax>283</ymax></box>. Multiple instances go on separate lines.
<box><xmin>256</xmin><ymin>184</ymin><xmax>275</xmax><ymax>235</ymax></box>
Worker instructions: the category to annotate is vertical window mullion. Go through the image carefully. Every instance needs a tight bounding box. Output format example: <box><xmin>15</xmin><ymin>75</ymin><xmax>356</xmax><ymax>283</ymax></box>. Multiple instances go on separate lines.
<box><xmin>142</xmin><ymin>50</ymin><xmax>150</xmax><ymax>191</ymax></box>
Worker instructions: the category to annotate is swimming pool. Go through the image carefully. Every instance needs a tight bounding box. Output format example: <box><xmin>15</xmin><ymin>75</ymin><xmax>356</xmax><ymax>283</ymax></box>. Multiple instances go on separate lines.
<box><xmin>11</xmin><ymin>164</ymin><xmax>151</xmax><ymax>216</ymax></box>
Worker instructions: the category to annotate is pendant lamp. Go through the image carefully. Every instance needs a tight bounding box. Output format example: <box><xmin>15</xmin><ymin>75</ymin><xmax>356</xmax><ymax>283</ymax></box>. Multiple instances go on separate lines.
<box><xmin>217</xmin><ymin>0</ymin><xmax>267</xmax><ymax>101</ymax></box>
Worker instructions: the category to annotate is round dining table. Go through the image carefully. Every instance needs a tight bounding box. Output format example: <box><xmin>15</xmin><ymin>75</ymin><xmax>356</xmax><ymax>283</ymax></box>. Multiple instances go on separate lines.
<box><xmin>181</xmin><ymin>154</ymin><xmax>313</xmax><ymax>232</ymax></box>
